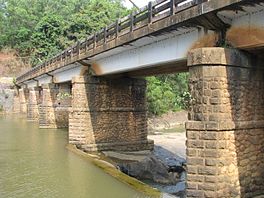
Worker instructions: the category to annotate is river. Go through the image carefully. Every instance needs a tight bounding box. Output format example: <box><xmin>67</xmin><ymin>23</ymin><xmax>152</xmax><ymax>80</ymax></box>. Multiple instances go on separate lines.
<box><xmin>0</xmin><ymin>115</ymin><xmax>150</xmax><ymax>198</ymax></box>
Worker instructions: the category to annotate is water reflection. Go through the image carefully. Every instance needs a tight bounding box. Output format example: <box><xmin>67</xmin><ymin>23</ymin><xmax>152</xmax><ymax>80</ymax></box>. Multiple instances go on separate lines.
<box><xmin>0</xmin><ymin>115</ymin><xmax>149</xmax><ymax>198</ymax></box>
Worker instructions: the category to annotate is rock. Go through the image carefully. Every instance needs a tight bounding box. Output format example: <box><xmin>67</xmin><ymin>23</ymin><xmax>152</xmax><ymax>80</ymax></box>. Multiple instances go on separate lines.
<box><xmin>118</xmin><ymin>156</ymin><xmax>178</xmax><ymax>184</ymax></box>
<box><xmin>168</xmin><ymin>165</ymin><xmax>185</xmax><ymax>174</ymax></box>
<box><xmin>162</xmin><ymin>181</ymin><xmax>186</xmax><ymax>196</ymax></box>
<box><xmin>103</xmin><ymin>151</ymin><xmax>149</xmax><ymax>162</ymax></box>
<box><xmin>153</xmin><ymin>146</ymin><xmax>186</xmax><ymax>178</ymax></box>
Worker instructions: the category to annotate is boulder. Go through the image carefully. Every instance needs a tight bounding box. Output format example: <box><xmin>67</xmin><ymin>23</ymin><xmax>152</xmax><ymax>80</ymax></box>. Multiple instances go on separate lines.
<box><xmin>118</xmin><ymin>155</ymin><xmax>179</xmax><ymax>184</ymax></box>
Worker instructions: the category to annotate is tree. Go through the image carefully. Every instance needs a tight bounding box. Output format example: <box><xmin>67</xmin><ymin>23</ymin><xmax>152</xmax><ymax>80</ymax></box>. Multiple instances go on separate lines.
<box><xmin>147</xmin><ymin>73</ymin><xmax>190</xmax><ymax>115</ymax></box>
<box><xmin>0</xmin><ymin>0</ymin><xmax>128</xmax><ymax>63</ymax></box>
<box><xmin>31</xmin><ymin>15</ymin><xmax>66</xmax><ymax>64</ymax></box>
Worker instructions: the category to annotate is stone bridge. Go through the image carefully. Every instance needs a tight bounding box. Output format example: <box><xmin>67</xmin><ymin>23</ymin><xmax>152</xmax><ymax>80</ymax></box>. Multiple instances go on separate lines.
<box><xmin>15</xmin><ymin>0</ymin><xmax>264</xmax><ymax>197</ymax></box>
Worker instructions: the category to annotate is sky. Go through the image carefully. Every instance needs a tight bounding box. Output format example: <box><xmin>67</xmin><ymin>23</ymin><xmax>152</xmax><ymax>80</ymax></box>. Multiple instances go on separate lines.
<box><xmin>123</xmin><ymin>0</ymin><xmax>193</xmax><ymax>9</ymax></box>
<box><xmin>123</xmin><ymin>0</ymin><xmax>150</xmax><ymax>9</ymax></box>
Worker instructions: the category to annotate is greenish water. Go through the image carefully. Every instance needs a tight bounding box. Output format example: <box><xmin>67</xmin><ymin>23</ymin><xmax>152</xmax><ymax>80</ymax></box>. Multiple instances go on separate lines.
<box><xmin>0</xmin><ymin>115</ymin><xmax>148</xmax><ymax>198</ymax></box>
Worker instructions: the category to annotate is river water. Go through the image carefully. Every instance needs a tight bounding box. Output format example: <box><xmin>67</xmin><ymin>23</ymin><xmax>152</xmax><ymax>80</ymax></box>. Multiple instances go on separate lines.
<box><xmin>0</xmin><ymin>115</ymin><xmax>149</xmax><ymax>198</ymax></box>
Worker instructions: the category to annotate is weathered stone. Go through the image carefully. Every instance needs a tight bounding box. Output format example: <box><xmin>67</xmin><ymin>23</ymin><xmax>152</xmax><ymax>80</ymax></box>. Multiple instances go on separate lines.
<box><xmin>69</xmin><ymin>76</ymin><xmax>153</xmax><ymax>151</ymax></box>
<box><xmin>39</xmin><ymin>83</ymin><xmax>71</xmax><ymax>128</ymax></box>
<box><xmin>118</xmin><ymin>156</ymin><xmax>178</xmax><ymax>184</ymax></box>
<box><xmin>27</xmin><ymin>87</ymin><xmax>40</xmax><ymax>121</ymax></box>
<box><xmin>19</xmin><ymin>87</ymin><xmax>29</xmax><ymax>114</ymax></box>
<box><xmin>186</xmin><ymin>47</ymin><xmax>264</xmax><ymax>197</ymax></box>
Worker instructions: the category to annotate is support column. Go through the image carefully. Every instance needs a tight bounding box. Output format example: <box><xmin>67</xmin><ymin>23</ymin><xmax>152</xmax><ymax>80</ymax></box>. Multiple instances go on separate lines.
<box><xmin>13</xmin><ymin>88</ymin><xmax>20</xmax><ymax>113</ymax></box>
<box><xmin>27</xmin><ymin>87</ymin><xmax>40</xmax><ymax>121</ymax></box>
<box><xmin>19</xmin><ymin>87</ymin><xmax>29</xmax><ymax>114</ymax></box>
<box><xmin>39</xmin><ymin>83</ymin><xmax>71</xmax><ymax>128</ymax></box>
<box><xmin>39</xmin><ymin>84</ymin><xmax>58</xmax><ymax>128</ymax></box>
<box><xmin>69</xmin><ymin>76</ymin><xmax>154</xmax><ymax>152</ymax></box>
<box><xmin>186</xmin><ymin>48</ymin><xmax>264</xmax><ymax>197</ymax></box>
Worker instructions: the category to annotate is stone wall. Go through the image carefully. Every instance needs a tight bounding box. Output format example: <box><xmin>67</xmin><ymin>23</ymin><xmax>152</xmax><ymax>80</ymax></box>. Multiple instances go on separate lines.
<box><xmin>13</xmin><ymin>91</ymin><xmax>20</xmax><ymax>113</ymax></box>
<box><xmin>69</xmin><ymin>76</ymin><xmax>153</xmax><ymax>151</ymax></box>
<box><xmin>27</xmin><ymin>87</ymin><xmax>40</xmax><ymax>121</ymax></box>
<box><xmin>19</xmin><ymin>87</ymin><xmax>29</xmax><ymax>114</ymax></box>
<box><xmin>186</xmin><ymin>48</ymin><xmax>264</xmax><ymax>197</ymax></box>
<box><xmin>39</xmin><ymin>83</ymin><xmax>71</xmax><ymax>128</ymax></box>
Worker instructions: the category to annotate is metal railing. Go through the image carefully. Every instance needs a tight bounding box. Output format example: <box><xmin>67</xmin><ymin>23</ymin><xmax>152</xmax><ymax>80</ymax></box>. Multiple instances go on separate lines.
<box><xmin>16</xmin><ymin>0</ymin><xmax>205</xmax><ymax>84</ymax></box>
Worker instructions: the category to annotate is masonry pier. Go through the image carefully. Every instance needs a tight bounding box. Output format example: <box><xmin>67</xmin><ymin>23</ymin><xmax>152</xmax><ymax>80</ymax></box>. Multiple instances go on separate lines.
<box><xmin>19</xmin><ymin>87</ymin><xmax>29</xmax><ymax>114</ymax></box>
<box><xmin>39</xmin><ymin>83</ymin><xmax>71</xmax><ymax>128</ymax></box>
<box><xmin>27</xmin><ymin>87</ymin><xmax>40</xmax><ymax>121</ymax></box>
<box><xmin>69</xmin><ymin>76</ymin><xmax>154</xmax><ymax>151</ymax></box>
<box><xmin>186</xmin><ymin>48</ymin><xmax>264</xmax><ymax>197</ymax></box>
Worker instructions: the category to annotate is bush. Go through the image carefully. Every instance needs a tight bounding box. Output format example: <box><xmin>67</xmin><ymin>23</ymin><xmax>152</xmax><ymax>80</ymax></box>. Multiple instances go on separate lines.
<box><xmin>146</xmin><ymin>73</ymin><xmax>190</xmax><ymax>116</ymax></box>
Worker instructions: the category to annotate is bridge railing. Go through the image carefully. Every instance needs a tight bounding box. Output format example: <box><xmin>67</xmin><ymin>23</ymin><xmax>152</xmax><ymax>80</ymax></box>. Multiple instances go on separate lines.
<box><xmin>16</xmin><ymin>0</ymin><xmax>206</xmax><ymax>84</ymax></box>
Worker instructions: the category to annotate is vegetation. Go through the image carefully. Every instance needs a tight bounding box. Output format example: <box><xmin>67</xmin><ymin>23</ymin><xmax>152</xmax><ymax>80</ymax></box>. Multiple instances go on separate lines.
<box><xmin>0</xmin><ymin>0</ymin><xmax>190</xmax><ymax>116</ymax></box>
<box><xmin>147</xmin><ymin>73</ymin><xmax>190</xmax><ymax>115</ymax></box>
<box><xmin>0</xmin><ymin>0</ymin><xmax>128</xmax><ymax>64</ymax></box>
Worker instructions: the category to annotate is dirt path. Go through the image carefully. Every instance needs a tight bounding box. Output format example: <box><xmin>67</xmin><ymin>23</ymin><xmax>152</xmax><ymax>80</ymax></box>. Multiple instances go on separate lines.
<box><xmin>149</xmin><ymin>132</ymin><xmax>186</xmax><ymax>159</ymax></box>
<box><xmin>148</xmin><ymin>111</ymin><xmax>188</xmax><ymax>159</ymax></box>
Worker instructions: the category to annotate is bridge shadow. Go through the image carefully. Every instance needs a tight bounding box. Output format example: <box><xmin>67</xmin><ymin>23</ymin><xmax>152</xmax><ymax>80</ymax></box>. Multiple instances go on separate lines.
<box><xmin>226</xmin><ymin>51</ymin><xmax>264</xmax><ymax>197</ymax></box>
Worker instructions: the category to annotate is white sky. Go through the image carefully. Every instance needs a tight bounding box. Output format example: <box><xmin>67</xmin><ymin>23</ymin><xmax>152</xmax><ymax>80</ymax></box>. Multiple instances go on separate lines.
<box><xmin>123</xmin><ymin>0</ymin><xmax>149</xmax><ymax>9</ymax></box>
<box><xmin>123</xmin><ymin>0</ymin><xmax>193</xmax><ymax>9</ymax></box>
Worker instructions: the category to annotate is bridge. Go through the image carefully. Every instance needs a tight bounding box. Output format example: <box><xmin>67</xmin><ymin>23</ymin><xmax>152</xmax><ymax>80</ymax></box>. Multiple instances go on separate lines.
<box><xmin>14</xmin><ymin>0</ymin><xmax>264</xmax><ymax>197</ymax></box>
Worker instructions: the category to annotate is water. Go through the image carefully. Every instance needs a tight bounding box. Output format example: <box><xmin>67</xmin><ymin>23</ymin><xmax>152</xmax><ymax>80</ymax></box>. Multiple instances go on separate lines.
<box><xmin>0</xmin><ymin>115</ymin><xmax>148</xmax><ymax>198</ymax></box>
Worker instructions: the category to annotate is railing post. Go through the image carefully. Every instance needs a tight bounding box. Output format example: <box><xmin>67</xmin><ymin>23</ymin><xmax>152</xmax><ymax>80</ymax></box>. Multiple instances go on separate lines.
<box><xmin>115</xmin><ymin>19</ymin><xmax>120</xmax><ymax>38</ymax></box>
<box><xmin>93</xmin><ymin>33</ymin><xmax>97</xmax><ymax>49</ymax></box>
<box><xmin>130</xmin><ymin>13</ymin><xmax>134</xmax><ymax>32</ymax></box>
<box><xmin>170</xmin><ymin>0</ymin><xmax>175</xmax><ymax>15</ymax></box>
<box><xmin>76</xmin><ymin>41</ymin><xmax>80</xmax><ymax>56</ymax></box>
<box><xmin>148</xmin><ymin>2</ymin><xmax>153</xmax><ymax>24</ymax></box>
<box><xmin>85</xmin><ymin>38</ymin><xmax>89</xmax><ymax>52</ymax></box>
<box><xmin>104</xmin><ymin>27</ymin><xmax>107</xmax><ymax>44</ymax></box>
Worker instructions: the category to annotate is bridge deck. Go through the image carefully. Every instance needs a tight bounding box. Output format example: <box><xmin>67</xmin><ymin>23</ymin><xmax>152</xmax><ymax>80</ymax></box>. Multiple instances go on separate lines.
<box><xmin>16</xmin><ymin>0</ymin><xmax>264</xmax><ymax>85</ymax></box>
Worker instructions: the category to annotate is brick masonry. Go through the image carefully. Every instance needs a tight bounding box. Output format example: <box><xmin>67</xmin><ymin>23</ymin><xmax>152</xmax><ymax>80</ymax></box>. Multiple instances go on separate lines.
<box><xmin>19</xmin><ymin>87</ymin><xmax>29</xmax><ymax>114</ymax></box>
<box><xmin>39</xmin><ymin>83</ymin><xmax>71</xmax><ymax>128</ymax></box>
<box><xmin>69</xmin><ymin>76</ymin><xmax>154</xmax><ymax>152</ymax></box>
<box><xmin>186</xmin><ymin>48</ymin><xmax>264</xmax><ymax>197</ymax></box>
<box><xmin>27</xmin><ymin>87</ymin><xmax>40</xmax><ymax>121</ymax></box>
<box><xmin>13</xmin><ymin>89</ymin><xmax>20</xmax><ymax>113</ymax></box>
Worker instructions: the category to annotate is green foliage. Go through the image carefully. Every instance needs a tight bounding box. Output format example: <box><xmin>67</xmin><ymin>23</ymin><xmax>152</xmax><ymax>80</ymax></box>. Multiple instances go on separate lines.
<box><xmin>147</xmin><ymin>73</ymin><xmax>190</xmax><ymax>115</ymax></box>
<box><xmin>0</xmin><ymin>0</ymin><xmax>128</xmax><ymax>64</ymax></box>
<box><xmin>57</xmin><ymin>92</ymin><xmax>72</xmax><ymax>100</ymax></box>
<box><xmin>0</xmin><ymin>0</ymin><xmax>190</xmax><ymax>116</ymax></box>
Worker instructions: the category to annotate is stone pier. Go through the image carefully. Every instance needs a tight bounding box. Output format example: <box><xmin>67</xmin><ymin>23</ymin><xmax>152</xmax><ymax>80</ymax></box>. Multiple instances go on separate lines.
<box><xmin>186</xmin><ymin>48</ymin><xmax>264</xmax><ymax>197</ymax></box>
<box><xmin>69</xmin><ymin>76</ymin><xmax>154</xmax><ymax>151</ymax></box>
<box><xmin>39</xmin><ymin>83</ymin><xmax>71</xmax><ymax>128</ymax></box>
<box><xmin>19</xmin><ymin>87</ymin><xmax>29</xmax><ymax>114</ymax></box>
<box><xmin>13</xmin><ymin>88</ymin><xmax>20</xmax><ymax>113</ymax></box>
<box><xmin>27</xmin><ymin>87</ymin><xmax>40</xmax><ymax>121</ymax></box>
<box><xmin>39</xmin><ymin>84</ymin><xmax>57</xmax><ymax>128</ymax></box>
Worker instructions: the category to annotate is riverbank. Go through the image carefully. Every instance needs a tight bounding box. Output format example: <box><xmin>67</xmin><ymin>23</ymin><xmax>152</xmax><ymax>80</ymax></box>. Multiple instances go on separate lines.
<box><xmin>108</xmin><ymin>111</ymin><xmax>187</xmax><ymax>197</ymax></box>
<box><xmin>75</xmin><ymin>111</ymin><xmax>188</xmax><ymax>197</ymax></box>
<box><xmin>66</xmin><ymin>144</ymin><xmax>161</xmax><ymax>198</ymax></box>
